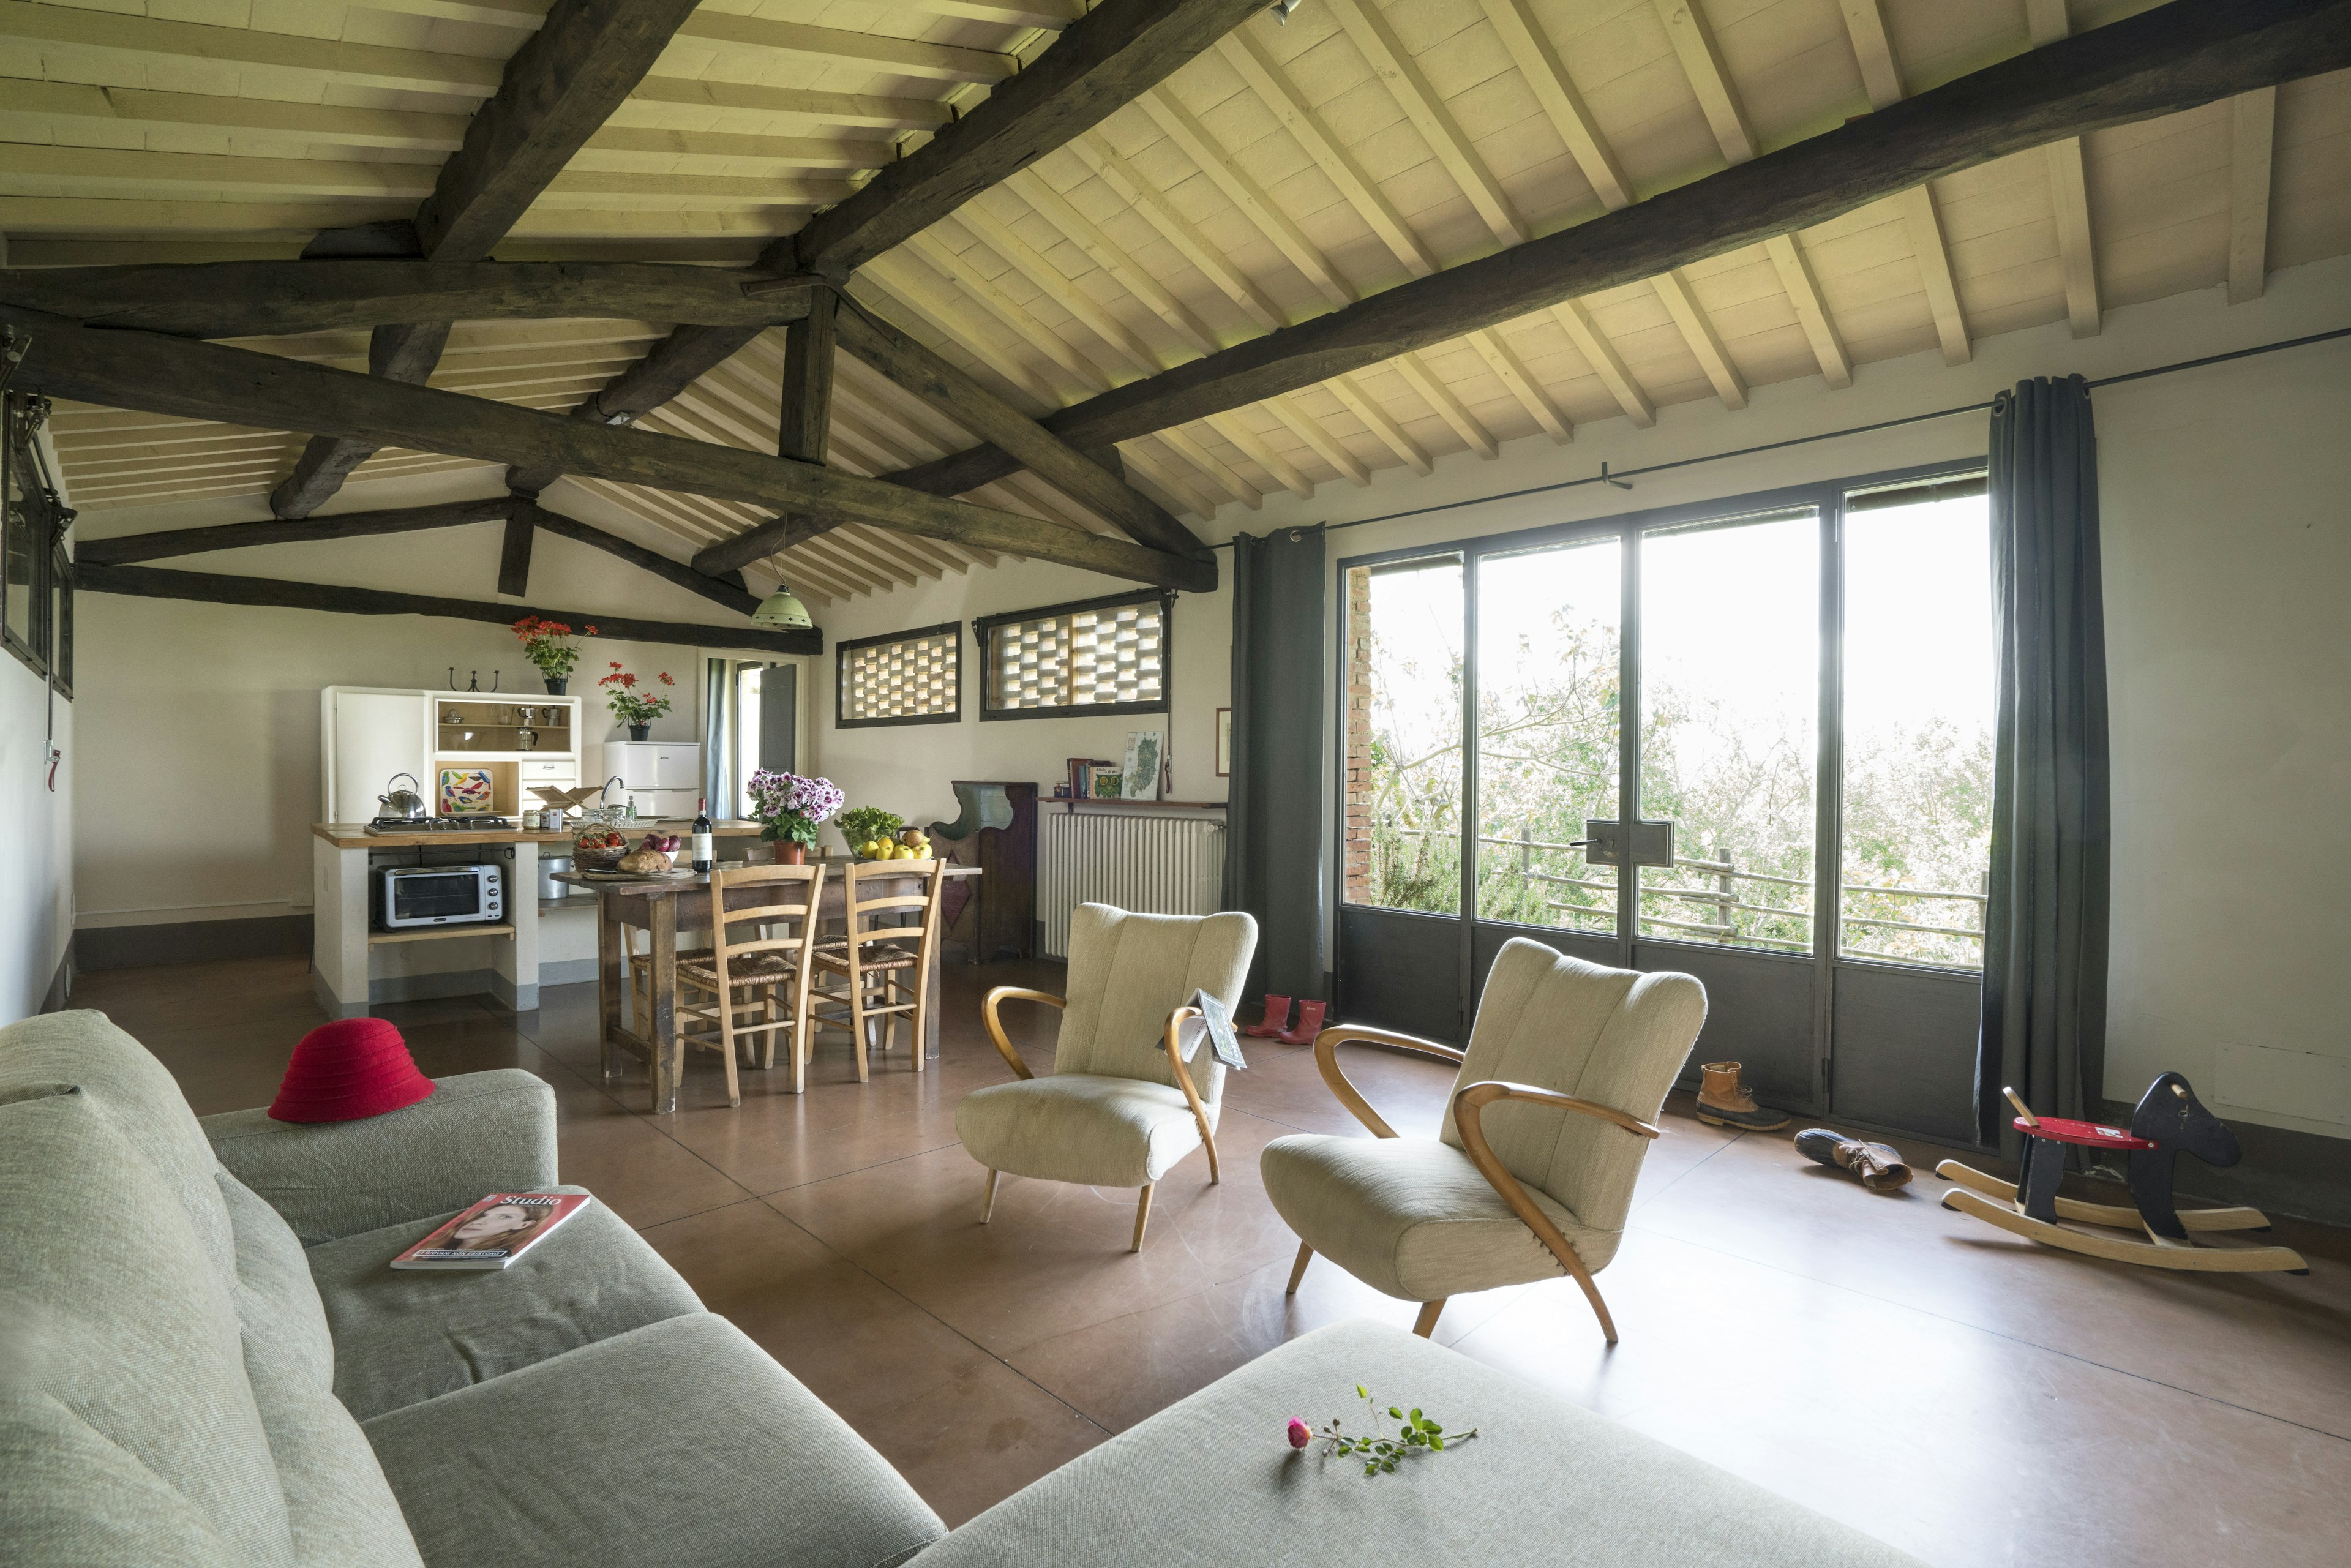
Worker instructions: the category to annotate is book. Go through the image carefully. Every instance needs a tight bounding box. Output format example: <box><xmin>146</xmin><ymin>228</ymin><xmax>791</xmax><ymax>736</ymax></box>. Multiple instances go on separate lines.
<box><xmin>390</xmin><ymin>1192</ymin><xmax>590</xmax><ymax>1270</ymax></box>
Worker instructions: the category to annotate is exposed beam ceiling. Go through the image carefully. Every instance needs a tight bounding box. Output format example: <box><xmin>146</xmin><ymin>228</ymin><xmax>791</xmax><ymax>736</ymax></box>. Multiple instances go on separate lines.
<box><xmin>885</xmin><ymin>0</ymin><xmax>2351</xmax><ymax>501</ymax></box>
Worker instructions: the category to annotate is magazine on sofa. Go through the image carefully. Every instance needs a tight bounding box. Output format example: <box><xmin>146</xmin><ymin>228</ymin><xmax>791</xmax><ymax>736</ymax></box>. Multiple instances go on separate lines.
<box><xmin>390</xmin><ymin>1193</ymin><xmax>590</xmax><ymax>1270</ymax></box>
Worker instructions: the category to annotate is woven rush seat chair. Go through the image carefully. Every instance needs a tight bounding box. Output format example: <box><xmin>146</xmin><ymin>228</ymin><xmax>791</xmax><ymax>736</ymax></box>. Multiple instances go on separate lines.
<box><xmin>1264</xmin><ymin>939</ymin><xmax>1705</xmax><ymax>1341</ymax></box>
<box><xmin>810</xmin><ymin>857</ymin><xmax>946</xmax><ymax>1081</ymax></box>
<box><xmin>954</xmin><ymin>903</ymin><xmax>1256</xmax><ymax>1252</ymax></box>
<box><xmin>672</xmin><ymin>861</ymin><xmax>827</xmax><ymax>1102</ymax></box>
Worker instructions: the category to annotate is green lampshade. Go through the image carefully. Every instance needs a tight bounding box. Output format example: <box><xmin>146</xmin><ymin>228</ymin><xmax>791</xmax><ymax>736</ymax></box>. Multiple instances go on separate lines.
<box><xmin>751</xmin><ymin>585</ymin><xmax>812</xmax><ymax>631</ymax></box>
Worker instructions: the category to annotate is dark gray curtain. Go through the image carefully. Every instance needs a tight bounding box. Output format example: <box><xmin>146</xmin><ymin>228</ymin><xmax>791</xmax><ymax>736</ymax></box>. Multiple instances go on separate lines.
<box><xmin>1978</xmin><ymin>375</ymin><xmax>2110</xmax><ymax>1155</ymax></box>
<box><xmin>1223</xmin><ymin>525</ymin><xmax>1327</xmax><ymax>1006</ymax></box>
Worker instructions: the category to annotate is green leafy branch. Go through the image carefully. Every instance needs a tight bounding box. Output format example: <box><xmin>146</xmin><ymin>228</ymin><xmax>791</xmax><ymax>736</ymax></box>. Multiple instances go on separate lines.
<box><xmin>1307</xmin><ymin>1386</ymin><xmax>1479</xmax><ymax>1476</ymax></box>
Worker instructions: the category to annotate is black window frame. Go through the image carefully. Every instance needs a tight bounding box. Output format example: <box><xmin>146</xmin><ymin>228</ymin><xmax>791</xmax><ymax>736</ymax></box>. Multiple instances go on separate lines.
<box><xmin>975</xmin><ymin>588</ymin><xmax>1172</xmax><ymax>722</ymax></box>
<box><xmin>49</xmin><ymin>538</ymin><xmax>72</xmax><ymax>700</ymax></box>
<box><xmin>833</xmin><ymin>620</ymin><xmax>963</xmax><ymax>730</ymax></box>
<box><xmin>1</xmin><ymin>395</ymin><xmax>55</xmax><ymax>683</ymax></box>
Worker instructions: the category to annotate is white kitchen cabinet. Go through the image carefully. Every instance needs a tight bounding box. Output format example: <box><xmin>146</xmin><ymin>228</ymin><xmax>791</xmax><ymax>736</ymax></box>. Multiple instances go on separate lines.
<box><xmin>323</xmin><ymin>689</ymin><xmax>429</xmax><ymax>823</ymax></box>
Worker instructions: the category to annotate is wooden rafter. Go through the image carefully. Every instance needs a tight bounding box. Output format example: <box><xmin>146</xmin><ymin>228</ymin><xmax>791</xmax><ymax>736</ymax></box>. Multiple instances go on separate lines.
<box><xmin>74</xmin><ymin>563</ymin><xmax>820</xmax><ymax>656</ymax></box>
<box><xmin>8</xmin><ymin>302</ymin><xmax>1213</xmax><ymax>592</ymax></box>
<box><xmin>503</xmin><ymin>0</ymin><xmax>1265</xmax><ymax>506</ymax></box>
<box><xmin>904</xmin><ymin>0</ymin><xmax>2350</xmax><ymax>500</ymax></box>
<box><xmin>2026</xmin><ymin>2</ymin><xmax>2099</xmax><ymax>336</ymax></box>
<box><xmin>2229</xmin><ymin>87</ymin><xmax>2279</xmax><ymax>304</ymax></box>
<box><xmin>271</xmin><ymin>0</ymin><xmax>702</xmax><ymax>520</ymax></box>
<box><xmin>0</xmin><ymin>263</ymin><xmax>816</xmax><ymax>342</ymax></box>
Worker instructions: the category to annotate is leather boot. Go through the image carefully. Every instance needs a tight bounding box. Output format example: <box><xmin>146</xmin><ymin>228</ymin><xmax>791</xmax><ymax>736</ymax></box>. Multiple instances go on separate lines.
<box><xmin>1695</xmin><ymin>1061</ymin><xmax>1790</xmax><ymax>1131</ymax></box>
<box><xmin>1794</xmin><ymin>1128</ymin><xmax>1912</xmax><ymax>1191</ymax></box>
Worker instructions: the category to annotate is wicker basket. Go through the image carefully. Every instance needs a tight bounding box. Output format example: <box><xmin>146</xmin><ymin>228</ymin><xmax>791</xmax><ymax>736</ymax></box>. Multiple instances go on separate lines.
<box><xmin>572</xmin><ymin>841</ymin><xmax>628</xmax><ymax>872</ymax></box>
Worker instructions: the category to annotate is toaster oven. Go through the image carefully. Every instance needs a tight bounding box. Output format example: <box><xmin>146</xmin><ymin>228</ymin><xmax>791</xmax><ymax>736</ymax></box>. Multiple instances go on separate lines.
<box><xmin>379</xmin><ymin>864</ymin><xmax>504</xmax><ymax>929</ymax></box>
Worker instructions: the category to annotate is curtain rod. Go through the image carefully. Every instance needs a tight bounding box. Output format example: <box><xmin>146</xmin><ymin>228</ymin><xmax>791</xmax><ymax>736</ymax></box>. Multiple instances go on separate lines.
<box><xmin>1207</xmin><ymin>321</ymin><xmax>2351</xmax><ymax>546</ymax></box>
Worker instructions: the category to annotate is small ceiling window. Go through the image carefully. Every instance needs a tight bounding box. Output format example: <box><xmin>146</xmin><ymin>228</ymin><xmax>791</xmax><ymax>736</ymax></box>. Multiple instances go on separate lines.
<box><xmin>836</xmin><ymin>622</ymin><xmax>961</xmax><ymax>728</ymax></box>
<box><xmin>977</xmin><ymin>590</ymin><xmax>1170</xmax><ymax>721</ymax></box>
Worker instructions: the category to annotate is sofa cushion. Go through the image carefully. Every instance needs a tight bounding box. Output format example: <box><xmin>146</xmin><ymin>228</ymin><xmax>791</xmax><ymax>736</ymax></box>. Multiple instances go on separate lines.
<box><xmin>1260</xmin><ymin>1133</ymin><xmax>1608</xmax><ymax>1300</ymax></box>
<box><xmin>915</xmin><ymin>1319</ymin><xmax>1922</xmax><ymax>1567</ymax></box>
<box><xmin>955</xmin><ymin>1073</ymin><xmax>1207</xmax><ymax>1188</ymax></box>
<box><xmin>220</xmin><ymin>1168</ymin><xmax>335</xmax><ymax>1392</ymax></box>
<box><xmin>0</xmin><ymin>1081</ymin><xmax>291</xmax><ymax>1567</ymax></box>
<box><xmin>364</xmin><ymin>1313</ymin><xmax>947</xmax><ymax>1568</ymax></box>
<box><xmin>307</xmin><ymin>1187</ymin><xmax>703</xmax><ymax>1421</ymax></box>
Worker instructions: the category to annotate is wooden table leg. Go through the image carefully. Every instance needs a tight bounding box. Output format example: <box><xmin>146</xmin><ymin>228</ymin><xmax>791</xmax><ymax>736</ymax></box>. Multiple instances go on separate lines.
<box><xmin>596</xmin><ymin>893</ymin><xmax>623</xmax><ymax>1083</ymax></box>
<box><xmin>651</xmin><ymin>895</ymin><xmax>680</xmax><ymax>1114</ymax></box>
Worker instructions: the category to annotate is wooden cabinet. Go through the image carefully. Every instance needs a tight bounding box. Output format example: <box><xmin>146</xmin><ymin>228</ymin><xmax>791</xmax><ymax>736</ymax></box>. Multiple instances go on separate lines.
<box><xmin>324</xmin><ymin>689</ymin><xmax>429</xmax><ymax>823</ymax></box>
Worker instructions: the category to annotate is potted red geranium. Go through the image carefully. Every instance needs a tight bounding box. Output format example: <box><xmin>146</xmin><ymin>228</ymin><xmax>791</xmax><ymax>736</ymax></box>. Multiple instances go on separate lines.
<box><xmin>599</xmin><ymin>662</ymin><xmax>675</xmax><ymax>740</ymax></box>
<box><xmin>512</xmin><ymin>616</ymin><xmax>595</xmax><ymax>694</ymax></box>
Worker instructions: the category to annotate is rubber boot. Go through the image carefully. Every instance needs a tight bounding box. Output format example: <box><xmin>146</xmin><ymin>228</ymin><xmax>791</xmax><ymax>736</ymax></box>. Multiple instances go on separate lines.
<box><xmin>1793</xmin><ymin>1128</ymin><xmax>1912</xmax><ymax>1191</ymax></box>
<box><xmin>1278</xmin><ymin>999</ymin><xmax>1327</xmax><ymax>1046</ymax></box>
<box><xmin>1241</xmin><ymin>994</ymin><xmax>1292</xmax><ymax>1039</ymax></box>
<box><xmin>1696</xmin><ymin>1061</ymin><xmax>1790</xmax><ymax>1131</ymax></box>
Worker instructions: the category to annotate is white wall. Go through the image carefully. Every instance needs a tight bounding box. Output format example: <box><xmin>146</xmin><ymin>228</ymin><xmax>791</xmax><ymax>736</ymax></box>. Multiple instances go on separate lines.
<box><xmin>808</xmin><ymin>558</ymin><xmax>1230</xmax><ymax>841</ymax></box>
<box><xmin>70</xmin><ymin>471</ymin><xmax>780</xmax><ymax>934</ymax></box>
<box><xmin>0</xmin><ymin>652</ymin><xmax>72</xmax><ymax>1022</ymax></box>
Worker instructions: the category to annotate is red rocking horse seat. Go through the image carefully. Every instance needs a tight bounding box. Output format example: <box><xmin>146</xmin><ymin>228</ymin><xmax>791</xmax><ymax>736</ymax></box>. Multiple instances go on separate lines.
<box><xmin>2012</xmin><ymin>1114</ymin><xmax>2157</xmax><ymax>1151</ymax></box>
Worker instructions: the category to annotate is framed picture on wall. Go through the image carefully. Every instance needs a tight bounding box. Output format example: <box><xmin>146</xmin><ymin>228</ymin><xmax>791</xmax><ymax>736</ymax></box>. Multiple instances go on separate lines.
<box><xmin>1214</xmin><ymin>707</ymin><xmax>1231</xmax><ymax>777</ymax></box>
<box><xmin>1122</xmin><ymin>732</ymin><xmax>1163</xmax><ymax>800</ymax></box>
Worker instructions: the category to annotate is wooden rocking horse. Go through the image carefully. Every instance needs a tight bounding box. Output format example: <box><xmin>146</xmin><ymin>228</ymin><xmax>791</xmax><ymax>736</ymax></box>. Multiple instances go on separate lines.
<box><xmin>1936</xmin><ymin>1073</ymin><xmax>2308</xmax><ymax>1274</ymax></box>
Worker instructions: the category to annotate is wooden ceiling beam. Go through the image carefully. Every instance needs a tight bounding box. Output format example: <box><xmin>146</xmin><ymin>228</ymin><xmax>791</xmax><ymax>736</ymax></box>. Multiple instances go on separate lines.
<box><xmin>2228</xmin><ymin>87</ymin><xmax>2278</xmax><ymax>305</ymax></box>
<box><xmin>912</xmin><ymin>0</ymin><xmax>2348</xmax><ymax>499</ymax></box>
<box><xmin>75</xmin><ymin>563</ymin><xmax>820</xmax><ymax>656</ymax></box>
<box><xmin>274</xmin><ymin>0</ymin><xmax>702</xmax><ymax>521</ymax></box>
<box><xmin>78</xmin><ymin>496</ymin><xmax>518</xmax><ymax>565</ymax></box>
<box><xmin>0</xmin><ymin>261</ymin><xmax>814</xmax><ymax>341</ymax></box>
<box><xmin>0</xmin><ymin>6</ymin><xmax>504</xmax><ymax>97</ymax></box>
<box><xmin>1649</xmin><ymin>270</ymin><xmax>1748</xmax><ymax>410</ymax></box>
<box><xmin>493</xmin><ymin>0</ymin><xmax>1262</xmax><ymax>504</ymax></box>
<box><xmin>1837</xmin><ymin>2</ymin><xmax>1974</xmax><ymax>363</ymax></box>
<box><xmin>9</xmin><ymin>302</ymin><xmax>1214</xmax><ymax>591</ymax></box>
<box><xmin>1655</xmin><ymin>1</ymin><xmax>1760</xmax><ymax>164</ymax></box>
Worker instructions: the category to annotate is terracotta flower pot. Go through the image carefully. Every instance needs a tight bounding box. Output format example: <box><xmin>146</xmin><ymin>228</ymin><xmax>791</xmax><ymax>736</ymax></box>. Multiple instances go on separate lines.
<box><xmin>778</xmin><ymin>841</ymin><xmax>808</xmax><ymax>865</ymax></box>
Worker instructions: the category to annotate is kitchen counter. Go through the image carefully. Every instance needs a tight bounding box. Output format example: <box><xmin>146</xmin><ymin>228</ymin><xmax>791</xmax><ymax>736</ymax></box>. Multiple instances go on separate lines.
<box><xmin>312</xmin><ymin>820</ymin><xmax>769</xmax><ymax>849</ymax></box>
<box><xmin>309</xmin><ymin>818</ymin><xmax>771</xmax><ymax>1016</ymax></box>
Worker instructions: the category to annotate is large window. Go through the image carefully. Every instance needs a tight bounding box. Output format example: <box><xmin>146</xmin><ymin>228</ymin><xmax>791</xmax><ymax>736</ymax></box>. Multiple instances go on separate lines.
<box><xmin>1474</xmin><ymin>539</ymin><xmax>1619</xmax><ymax>932</ymax></box>
<box><xmin>1342</xmin><ymin>555</ymin><xmax>1463</xmax><ymax>914</ymax></box>
<box><xmin>1839</xmin><ymin>480</ymin><xmax>1993</xmax><ymax>967</ymax></box>
<box><xmin>1340</xmin><ymin>469</ymin><xmax>1993</xmax><ymax>974</ymax></box>
<box><xmin>977</xmin><ymin>590</ymin><xmax>1169</xmax><ymax>721</ymax></box>
<box><xmin>1638</xmin><ymin>510</ymin><xmax>1820</xmax><ymax>953</ymax></box>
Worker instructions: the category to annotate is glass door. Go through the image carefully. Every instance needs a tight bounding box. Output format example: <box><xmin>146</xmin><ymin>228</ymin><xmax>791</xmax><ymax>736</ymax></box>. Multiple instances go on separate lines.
<box><xmin>1335</xmin><ymin>468</ymin><xmax>1992</xmax><ymax>1138</ymax></box>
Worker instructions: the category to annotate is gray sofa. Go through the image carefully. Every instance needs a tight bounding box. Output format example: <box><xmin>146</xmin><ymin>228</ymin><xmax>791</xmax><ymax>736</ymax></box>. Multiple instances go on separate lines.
<box><xmin>1</xmin><ymin>1010</ymin><xmax>1919</xmax><ymax>1567</ymax></box>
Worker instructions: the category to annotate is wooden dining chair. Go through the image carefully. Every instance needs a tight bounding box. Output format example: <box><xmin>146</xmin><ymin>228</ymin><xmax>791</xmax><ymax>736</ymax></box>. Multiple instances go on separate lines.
<box><xmin>811</xmin><ymin>858</ymin><xmax>945</xmax><ymax>1082</ymax></box>
<box><xmin>672</xmin><ymin>863</ymin><xmax>827</xmax><ymax>1102</ymax></box>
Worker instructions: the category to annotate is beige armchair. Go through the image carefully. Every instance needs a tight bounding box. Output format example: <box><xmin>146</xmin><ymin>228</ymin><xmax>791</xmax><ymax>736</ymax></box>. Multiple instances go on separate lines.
<box><xmin>955</xmin><ymin>903</ymin><xmax>1258</xmax><ymax>1251</ymax></box>
<box><xmin>1262</xmin><ymin>939</ymin><xmax>1706</xmax><ymax>1341</ymax></box>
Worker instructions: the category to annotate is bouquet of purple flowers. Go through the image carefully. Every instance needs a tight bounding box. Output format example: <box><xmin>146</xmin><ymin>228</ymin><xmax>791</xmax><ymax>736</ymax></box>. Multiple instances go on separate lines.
<box><xmin>745</xmin><ymin>770</ymin><xmax>846</xmax><ymax>848</ymax></box>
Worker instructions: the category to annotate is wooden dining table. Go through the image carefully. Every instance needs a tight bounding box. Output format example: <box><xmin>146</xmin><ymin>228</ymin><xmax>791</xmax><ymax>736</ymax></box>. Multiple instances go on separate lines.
<box><xmin>554</xmin><ymin>857</ymin><xmax>981</xmax><ymax>1113</ymax></box>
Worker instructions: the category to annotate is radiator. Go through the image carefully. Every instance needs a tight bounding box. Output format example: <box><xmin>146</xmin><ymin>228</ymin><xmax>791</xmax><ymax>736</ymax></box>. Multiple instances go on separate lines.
<box><xmin>1038</xmin><ymin>809</ymin><xmax>1227</xmax><ymax>959</ymax></box>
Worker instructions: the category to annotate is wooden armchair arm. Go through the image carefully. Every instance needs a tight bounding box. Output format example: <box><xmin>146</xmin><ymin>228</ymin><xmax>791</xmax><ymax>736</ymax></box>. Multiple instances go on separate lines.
<box><xmin>1312</xmin><ymin>1024</ymin><xmax>1467</xmax><ymax>1139</ymax></box>
<box><xmin>981</xmin><ymin>986</ymin><xmax>1063</xmax><ymax>1081</ymax></box>
<box><xmin>1161</xmin><ymin>1007</ymin><xmax>1221</xmax><ymax>1183</ymax></box>
<box><xmin>1450</xmin><ymin>1079</ymin><xmax>1655</xmax><ymax>1345</ymax></box>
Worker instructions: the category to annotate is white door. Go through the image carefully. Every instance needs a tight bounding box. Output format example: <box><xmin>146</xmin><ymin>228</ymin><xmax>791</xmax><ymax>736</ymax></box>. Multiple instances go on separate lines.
<box><xmin>331</xmin><ymin>691</ymin><xmax>429</xmax><ymax>822</ymax></box>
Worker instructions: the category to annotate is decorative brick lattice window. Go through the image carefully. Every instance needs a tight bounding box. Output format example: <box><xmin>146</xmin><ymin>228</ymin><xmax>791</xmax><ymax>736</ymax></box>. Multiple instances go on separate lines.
<box><xmin>979</xmin><ymin>591</ymin><xmax>1169</xmax><ymax>719</ymax></box>
<box><xmin>836</xmin><ymin>623</ymin><xmax>960</xmax><ymax>727</ymax></box>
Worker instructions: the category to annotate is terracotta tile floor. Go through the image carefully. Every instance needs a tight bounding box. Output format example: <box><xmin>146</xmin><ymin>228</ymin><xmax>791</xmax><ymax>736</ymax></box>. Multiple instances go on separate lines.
<box><xmin>73</xmin><ymin>955</ymin><xmax>2351</xmax><ymax>1563</ymax></box>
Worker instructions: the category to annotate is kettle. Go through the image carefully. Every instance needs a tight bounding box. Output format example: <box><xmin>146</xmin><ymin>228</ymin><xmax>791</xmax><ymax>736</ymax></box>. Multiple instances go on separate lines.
<box><xmin>377</xmin><ymin>772</ymin><xmax>430</xmax><ymax>823</ymax></box>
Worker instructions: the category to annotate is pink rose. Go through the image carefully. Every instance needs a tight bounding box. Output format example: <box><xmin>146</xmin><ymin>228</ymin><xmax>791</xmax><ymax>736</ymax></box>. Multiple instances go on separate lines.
<box><xmin>1286</xmin><ymin>1418</ymin><xmax>1310</xmax><ymax>1450</ymax></box>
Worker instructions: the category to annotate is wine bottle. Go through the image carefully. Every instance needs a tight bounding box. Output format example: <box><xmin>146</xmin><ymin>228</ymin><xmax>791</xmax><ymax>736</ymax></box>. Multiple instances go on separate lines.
<box><xmin>692</xmin><ymin>797</ymin><xmax>714</xmax><ymax>874</ymax></box>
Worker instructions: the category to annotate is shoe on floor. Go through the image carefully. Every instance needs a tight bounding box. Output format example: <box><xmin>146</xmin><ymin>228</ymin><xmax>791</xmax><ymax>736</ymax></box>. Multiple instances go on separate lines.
<box><xmin>1793</xmin><ymin>1127</ymin><xmax>1913</xmax><ymax>1191</ymax></box>
<box><xmin>1695</xmin><ymin>1060</ymin><xmax>1791</xmax><ymax>1131</ymax></box>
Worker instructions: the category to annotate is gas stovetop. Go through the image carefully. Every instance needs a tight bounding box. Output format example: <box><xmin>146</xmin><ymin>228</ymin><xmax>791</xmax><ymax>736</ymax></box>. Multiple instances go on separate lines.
<box><xmin>364</xmin><ymin>816</ymin><xmax>518</xmax><ymax>835</ymax></box>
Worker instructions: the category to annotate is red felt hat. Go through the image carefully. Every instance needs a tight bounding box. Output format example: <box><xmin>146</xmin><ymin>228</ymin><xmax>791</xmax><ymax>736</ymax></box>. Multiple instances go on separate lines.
<box><xmin>268</xmin><ymin>1018</ymin><xmax>436</xmax><ymax>1123</ymax></box>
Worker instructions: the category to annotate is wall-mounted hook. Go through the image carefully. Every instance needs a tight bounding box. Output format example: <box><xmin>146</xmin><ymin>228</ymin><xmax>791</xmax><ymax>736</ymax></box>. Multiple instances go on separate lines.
<box><xmin>1600</xmin><ymin>461</ymin><xmax>1633</xmax><ymax>490</ymax></box>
